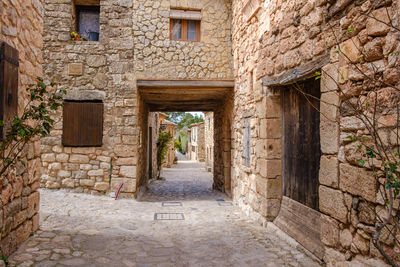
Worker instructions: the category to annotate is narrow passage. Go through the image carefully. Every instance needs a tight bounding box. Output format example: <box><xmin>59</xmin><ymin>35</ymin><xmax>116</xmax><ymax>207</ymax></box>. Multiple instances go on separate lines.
<box><xmin>8</xmin><ymin>158</ymin><xmax>321</xmax><ymax>266</ymax></box>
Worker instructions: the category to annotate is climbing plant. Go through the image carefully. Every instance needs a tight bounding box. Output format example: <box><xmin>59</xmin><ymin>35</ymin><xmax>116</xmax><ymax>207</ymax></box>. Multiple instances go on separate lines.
<box><xmin>0</xmin><ymin>78</ymin><xmax>66</xmax><ymax>178</ymax></box>
<box><xmin>156</xmin><ymin>130</ymin><xmax>172</xmax><ymax>179</ymax></box>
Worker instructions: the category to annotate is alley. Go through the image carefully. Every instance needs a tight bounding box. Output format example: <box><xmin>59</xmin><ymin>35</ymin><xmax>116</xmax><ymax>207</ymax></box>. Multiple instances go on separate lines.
<box><xmin>8</xmin><ymin>159</ymin><xmax>321</xmax><ymax>267</ymax></box>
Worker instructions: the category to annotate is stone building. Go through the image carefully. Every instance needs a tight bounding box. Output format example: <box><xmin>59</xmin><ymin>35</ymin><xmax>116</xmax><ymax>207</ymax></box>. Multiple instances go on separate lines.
<box><xmin>39</xmin><ymin>0</ymin><xmax>399</xmax><ymax>265</ymax></box>
<box><xmin>204</xmin><ymin>112</ymin><xmax>214</xmax><ymax>172</ymax></box>
<box><xmin>0</xmin><ymin>0</ymin><xmax>42</xmax><ymax>256</ymax></box>
<box><xmin>231</xmin><ymin>0</ymin><xmax>399</xmax><ymax>264</ymax></box>
<box><xmin>186</xmin><ymin>128</ymin><xmax>192</xmax><ymax>160</ymax></box>
<box><xmin>159</xmin><ymin>113</ymin><xmax>176</xmax><ymax>167</ymax></box>
<box><xmin>40</xmin><ymin>0</ymin><xmax>232</xmax><ymax>198</ymax></box>
<box><xmin>189</xmin><ymin>122</ymin><xmax>205</xmax><ymax>162</ymax></box>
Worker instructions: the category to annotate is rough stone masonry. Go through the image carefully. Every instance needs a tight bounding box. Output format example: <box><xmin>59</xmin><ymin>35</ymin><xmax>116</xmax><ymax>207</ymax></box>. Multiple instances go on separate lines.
<box><xmin>35</xmin><ymin>0</ymin><xmax>400</xmax><ymax>266</ymax></box>
<box><xmin>0</xmin><ymin>0</ymin><xmax>42</xmax><ymax>257</ymax></box>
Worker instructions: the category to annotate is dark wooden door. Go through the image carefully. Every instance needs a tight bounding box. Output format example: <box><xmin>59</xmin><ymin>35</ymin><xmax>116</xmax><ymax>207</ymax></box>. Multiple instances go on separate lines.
<box><xmin>282</xmin><ymin>79</ymin><xmax>321</xmax><ymax>210</ymax></box>
<box><xmin>148</xmin><ymin>127</ymin><xmax>153</xmax><ymax>179</ymax></box>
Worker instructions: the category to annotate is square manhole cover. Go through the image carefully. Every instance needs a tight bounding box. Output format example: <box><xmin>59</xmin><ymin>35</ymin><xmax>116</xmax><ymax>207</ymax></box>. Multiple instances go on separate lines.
<box><xmin>162</xmin><ymin>202</ymin><xmax>182</xmax><ymax>207</ymax></box>
<box><xmin>154</xmin><ymin>213</ymin><xmax>185</xmax><ymax>220</ymax></box>
<box><xmin>218</xmin><ymin>202</ymin><xmax>233</xmax><ymax>206</ymax></box>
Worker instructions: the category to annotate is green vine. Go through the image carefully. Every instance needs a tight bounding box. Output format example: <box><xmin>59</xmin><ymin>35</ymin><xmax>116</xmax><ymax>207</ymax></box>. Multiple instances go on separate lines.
<box><xmin>156</xmin><ymin>130</ymin><xmax>172</xmax><ymax>179</ymax></box>
<box><xmin>0</xmin><ymin>78</ymin><xmax>66</xmax><ymax>178</ymax></box>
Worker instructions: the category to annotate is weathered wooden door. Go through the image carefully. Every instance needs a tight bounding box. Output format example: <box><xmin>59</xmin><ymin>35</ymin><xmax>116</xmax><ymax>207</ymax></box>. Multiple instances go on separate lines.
<box><xmin>282</xmin><ymin>78</ymin><xmax>321</xmax><ymax>210</ymax></box>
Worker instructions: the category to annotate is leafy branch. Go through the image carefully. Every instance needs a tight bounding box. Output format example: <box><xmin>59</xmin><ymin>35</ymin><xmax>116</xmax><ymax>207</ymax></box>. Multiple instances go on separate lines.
<box><xmin>0</xmin><ymin>78</ymin><xmax>66</xmax><ymax>178</ymax></box>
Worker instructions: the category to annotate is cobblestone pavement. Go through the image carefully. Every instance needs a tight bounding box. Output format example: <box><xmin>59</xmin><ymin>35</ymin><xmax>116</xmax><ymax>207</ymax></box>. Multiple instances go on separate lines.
<box><xmin>9</xmin><ymin>159</ymin><xmax>321</xmax><ymax>267</ymax></box>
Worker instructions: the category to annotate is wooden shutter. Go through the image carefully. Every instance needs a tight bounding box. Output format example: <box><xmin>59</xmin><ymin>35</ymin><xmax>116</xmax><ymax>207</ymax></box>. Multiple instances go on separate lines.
<box><xmin>0</xmin><ymin>42</ymin><xmax>19</xmax><ymax>139</ymax></box>
<box><xmin>62</xmin><ymin>101</ymin><xmax>103</xmax><ymax>146</ymax></box>
<box><xmin>242</xmin><ymin>117</ymin><xmax>251</xmax><ymax>166</ymax></box>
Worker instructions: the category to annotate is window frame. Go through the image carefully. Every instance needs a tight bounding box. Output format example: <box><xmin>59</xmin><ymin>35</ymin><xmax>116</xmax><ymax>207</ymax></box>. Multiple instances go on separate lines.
<box><xmin>242</xmin><ymin>117</ymin><xmax>251</xmax><ymax>167</ymax></box>
<box><xmin>75</xmin><ymin>5</ymin><xmax>101</xmax><ymax>41</ymax></box>
<box><xmin>170</xmin><ymin>19</ymin><xmax>201</xmax><ymax>42</ymax></box>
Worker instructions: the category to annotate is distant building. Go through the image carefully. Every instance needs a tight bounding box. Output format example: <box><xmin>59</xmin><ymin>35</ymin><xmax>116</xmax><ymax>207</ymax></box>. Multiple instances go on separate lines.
<box><xmin>189</xmin><ymin>122</ymin><xmax>205</xmax><ymax>162</ymax></box>
<box><xmin>186</xmin><ymin>129</ymin><xmax>192</xmax><ymax>160</ymax></box>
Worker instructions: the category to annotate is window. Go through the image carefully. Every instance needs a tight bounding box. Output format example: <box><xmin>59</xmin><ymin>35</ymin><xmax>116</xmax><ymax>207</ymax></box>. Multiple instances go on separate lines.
<box><xmin>74</xmin><ymin>1</ymin><xmax>100</xmax><ymax>41</ymax></box>
<box><xmin>62</xmin><ymin>100</ymin><xmax>103</xmax><ymax>146</ymax></box>
<box><xmin>170</xmin><ymin>9</ymin><xmax>201</xmax><ymax>41</ymax></box>
<box><xmin>0</xmin><ymin>42</ymin><xmax>19</xmax><ymax>139</ymax></box>
<box><xmin>242</xmin><ymin>117</ymin><xmax>251</xmax><ymax>167</ymax></box>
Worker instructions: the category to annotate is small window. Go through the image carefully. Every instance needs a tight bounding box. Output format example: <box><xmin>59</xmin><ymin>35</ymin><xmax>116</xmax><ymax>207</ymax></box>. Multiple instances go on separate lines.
<box><xmin>242</xmin><ymin>117</ymin><xmax>251</xmax><ymax>167</ymax></box>
<box><xmin>62</xmin><ymin>101</ymin><xmax>103</xmax><ymax>147</ymax></box>
<box><xmin>75</xmin><ymin>4</ymin><xmax>100</xmax><ymax>41</ymax></box>
<box><xmin>170</xmin><ymin>9</ymin><xmax>201</xmax><ymax>41</ymax></box>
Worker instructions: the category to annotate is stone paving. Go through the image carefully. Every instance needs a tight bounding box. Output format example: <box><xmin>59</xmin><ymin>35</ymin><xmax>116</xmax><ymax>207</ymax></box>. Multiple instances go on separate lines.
<box><xmin>8</xmin><ymin>159</ymin><xmax>321</xmax><ymax>266</ymax></box>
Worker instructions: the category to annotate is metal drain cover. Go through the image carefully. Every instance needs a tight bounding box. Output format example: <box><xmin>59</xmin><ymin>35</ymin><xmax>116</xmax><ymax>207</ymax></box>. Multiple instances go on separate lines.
<box><xmin>218</xmin><ymin>202</ymin><xmax>233</xmax><ymax>206</ymax></box>
<box><xmin>162</xmin><ymin>202</ymin><xmax>182</xmax><ymax>207</ymax></box>
<box><xmin>154</xmin><ymin>213</ymin><xmax>185</xmax><ymax>220</ymax></box>
<box><xmin>216</xmin><ymin>199</ymin><xmax>225</xmax><ymax>202</ymax></box>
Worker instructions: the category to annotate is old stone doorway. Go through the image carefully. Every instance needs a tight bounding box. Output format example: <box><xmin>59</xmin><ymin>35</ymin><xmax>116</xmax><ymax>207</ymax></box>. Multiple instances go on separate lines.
<box><xmin>274</xmin><ymin>77</ymin><xmax>324</xmax><ymax>259</ymax></box>
<box><xmin>136</xmin><ymin>80</ymin><xmax>234</xmax><ymax>199</ymax></box>
<box><xmin>282</xmin><ymin>78</ymin><xmax>321</xmax><ymax>210</ymax></box>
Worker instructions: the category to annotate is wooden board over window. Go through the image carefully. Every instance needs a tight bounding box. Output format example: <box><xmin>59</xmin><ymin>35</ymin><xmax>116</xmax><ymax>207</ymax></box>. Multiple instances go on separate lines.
<box><xmin>62</xmin><ymin>101</ymin><xmax>103</xmax><ymax>147</ymax></box>
<box><xmin>242</xmin><ymin>117</ymin><xmax>251</xmax><ymax>167</ymax></box>
<box><xmin>75</xmin><ymin>0</ymin><xmax>99</xmax><ymax>6</ymax></box>
<box><xmin>0</xmin><ymin>42</ymin><xmax>19</xmax><ymax>139</ymax></box>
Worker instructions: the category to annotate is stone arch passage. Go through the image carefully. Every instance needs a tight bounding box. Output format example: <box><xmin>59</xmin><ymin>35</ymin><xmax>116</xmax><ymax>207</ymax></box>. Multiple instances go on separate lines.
<box><xmin>136</xmin><ymin>80</ymin><xmax>234</xmax><ymax>197</ymax></box>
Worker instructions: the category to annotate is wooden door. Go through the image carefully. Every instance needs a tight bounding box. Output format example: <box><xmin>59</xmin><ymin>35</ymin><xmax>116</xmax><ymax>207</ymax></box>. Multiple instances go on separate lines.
<box><xmin>282</xmin><ymin>78</ymin><xmax>321</xmax><ymax>210</ymax></box>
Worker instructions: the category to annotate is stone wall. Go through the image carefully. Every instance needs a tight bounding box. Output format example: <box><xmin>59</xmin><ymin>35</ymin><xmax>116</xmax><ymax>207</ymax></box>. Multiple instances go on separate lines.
<box><xmin>204</xmin><ymin>112</ymin><xmax>214</xmax><ymax>172</ymax></box>
<box><xmin>213</xmin><ymin>92</ymin><xmax>233</xmax><ymax>194</ymax></box>
<box><xmin>197</xmin><ymin>123</ymin><xmax>205</xmax><ymax>162</ymax></box>
<box><xmin>0</xmin><ymin>0</ymin><xmax>43</xmax><ymax>256</ymax></box>
<box><xmin>231</xmin><ymin>0</ymin><xmax>399</xmax><ymax>264</ymax></box>
<box><xmin>148</xmin><ymin>112</ymin><xmax>159</xmax><ymax>180</ymax></box>
<box><xmin>41</xmin><ymin>0</ymin><xmax>232</xmax><ymax>195</ymax></box>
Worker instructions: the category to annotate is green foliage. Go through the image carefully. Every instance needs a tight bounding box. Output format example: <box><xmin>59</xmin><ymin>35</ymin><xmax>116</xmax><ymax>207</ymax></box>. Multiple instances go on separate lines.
<box><xmin>178</xmin><ymin>113</ymin><xmax>204</xmax><ymax>129</ymax></box>
<box><xmin>350</xmin><ymin>136</ymin><xmax>400</xmax><ymax>200</ymax></box>
<box><xmin>0</xmin><ymin>78</ymin><xmax>66</xmax><ymax>178</ymax></box>
<box><xmin>156</xmin><ymin>130</ymin><xmax>172</xmax><ymax>178</ymax></box>
<box><xmin>174</xmin><ymin>139</ymin><xmax>182</xmax><ymax>152</ymax></box>
<box><xmin>164</xmin><ymin>112</ymin><xmax>185</xmax><ymax>123</ymax></box>
<box><xmin>314</xmin><ymin>71</ymin><xmax>321</xmax><ymax>80</ymax></box>
<box><xmin>178</xmin><ymin>130</ymin><xmax>188</xmax><ymax>154</ymax></box>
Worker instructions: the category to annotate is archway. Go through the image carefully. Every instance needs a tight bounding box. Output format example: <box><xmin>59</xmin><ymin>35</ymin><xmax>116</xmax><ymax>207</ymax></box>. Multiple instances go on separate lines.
<box><xmin>136</xmin><ymin>80</ymin><xmax>234</xmax><ymax>198</ymax></box>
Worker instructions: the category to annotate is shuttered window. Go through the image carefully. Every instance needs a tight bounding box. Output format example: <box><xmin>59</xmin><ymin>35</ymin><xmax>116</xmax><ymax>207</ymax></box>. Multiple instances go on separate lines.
<box><xmin>0</xmin><ymin>42</ymin><xmax>19</xmax><ymax>139</ymax></box>
<box><xmin>62</xmin><ymin>101</ymin><xmax>103</xmax><ymax>147</ymax></box>
<box><xmin>242</xmin><ymin>117</ymin><xmax>251</xmax><ymax>167</ymax></box>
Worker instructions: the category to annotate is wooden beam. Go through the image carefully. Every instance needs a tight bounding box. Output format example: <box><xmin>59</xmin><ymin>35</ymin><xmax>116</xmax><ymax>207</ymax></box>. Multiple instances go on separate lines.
<box><xmin>137</xmin><ymin>79</ymin><xmax>235</xmax><ymax>89</ymax></box>
<box><xmin>262</xmin><ymin>55</ymin><xmax>329</xmax><ymax>87</ymax></box>
<box><xmin>148</xmin><ymin>104</ymin><xmax>219</xmax><ymax>112</ymax></box>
